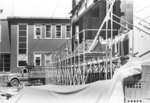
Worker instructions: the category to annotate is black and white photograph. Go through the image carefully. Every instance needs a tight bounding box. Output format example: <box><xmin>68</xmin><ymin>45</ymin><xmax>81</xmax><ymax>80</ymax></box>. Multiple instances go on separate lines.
<box><xmin>0</xmin><ymin>0</ymin><xmax>150</xmax><ymax>103</ymax></box>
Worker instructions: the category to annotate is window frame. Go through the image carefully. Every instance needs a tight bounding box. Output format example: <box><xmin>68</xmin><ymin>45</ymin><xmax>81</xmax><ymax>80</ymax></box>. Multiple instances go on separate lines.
<box><xmin>66</xmin><ymin>25</ymin><xmax>71</xmax><ymax>38</ymax></box>
<box><xmin>45</xmin><ymin>24</ymin><xmax>52</xmax><ymax>39</ymax></box>
<box><xmin>0</xmin><ymin>53</ymin><xmax>10</xmax><ymax>72</ymax></box>
<box><xmin>18</xmin><ymin>60</ymin><xmax>27</xmax><ymax>67</ymax></box>
<box><xmin>55</xmin><ymin>24</ymin><xmax>62</xmax><ymax>38</ymax></box>
<box><xmin>34</xmin><ymin>53</ymin><xmax>42</xmax><ymax>66</ymax></box>
<box><xmin>17</xmin><ymin>24</ymin><xmax>28</xmax><ymax>67</ymax></box>
<box><xmin>18</xmin><ymin>24</ymin><xmax>28</xmax><ymax>55</ymax></box>
<box><xmin>44</xmin><ymin>53</ymin><xmax>52</xmax><ymax>66</ymax></box>
<box><xmin>34</xmin><ymin>24</ymin><xmax>42</xmax><ymax>39</ymax></box>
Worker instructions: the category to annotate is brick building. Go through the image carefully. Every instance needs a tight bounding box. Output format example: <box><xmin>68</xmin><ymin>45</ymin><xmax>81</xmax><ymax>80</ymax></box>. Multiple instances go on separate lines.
<box><xmin>0</xmin><ymin>17</ymin><xmax>71</xmax><ymax>72</ymax></box>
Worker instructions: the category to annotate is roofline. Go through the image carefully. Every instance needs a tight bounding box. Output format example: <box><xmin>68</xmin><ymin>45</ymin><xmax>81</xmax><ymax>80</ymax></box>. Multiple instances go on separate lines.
<box><xmin>7</xmin><ymin>16</ymin><xmax>70</xmax><ymax>20</ymax></box>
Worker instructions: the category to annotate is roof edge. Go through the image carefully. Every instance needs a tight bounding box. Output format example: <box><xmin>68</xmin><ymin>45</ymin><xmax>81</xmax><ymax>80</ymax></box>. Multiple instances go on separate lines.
<box><xmin>7</xmin><ymin>16</ymin><xmax>70</xmax><ymax>20</ymax></box>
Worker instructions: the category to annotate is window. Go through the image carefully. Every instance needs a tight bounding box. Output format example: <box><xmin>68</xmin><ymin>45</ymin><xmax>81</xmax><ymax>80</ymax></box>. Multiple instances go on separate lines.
<box><xmin>34</xmin><ymin>25</ymin><xmax>42</xmax><ymax>39</ymax></box>
<box><xmin>45</xmin><ymin>25</ymin><xmax>52</xmax><ymax>38</ymax></box>
<box><xmin>18</xmin><ymin>24</ymin><xmax>27</xmax><ymax>55</ymax></box>
<box><xmin>0</xmin><ymin>53</ymin><xmax>10</xmax><ymax>72</ymax></box>
<box><xmin>44</xmin><ymin>53</ymin><xmax>52</xmax><ymax>66</ymax></box>
<box><xmin>34</xmin><ymin>54</ymin><xmax>41</xmax><ymax>66</ymax></box>
<box><xmin>66</xmin><ymin>25</ymin><xmax>71</xmax><ymax>38</ymax></box>
<box><xmin>18</xmin><ymin>60</ymin><xmax>27</xmax><ymax>67</ymax></box>
<box><xmin>56</xmin><ymin>25</ymin><xmax>61</xmax><ymax>38</ymax></box>
<box><xmin>17</xmin><ymin>24</ymin><xmax>28</xmax><ymax>67</ymax></box>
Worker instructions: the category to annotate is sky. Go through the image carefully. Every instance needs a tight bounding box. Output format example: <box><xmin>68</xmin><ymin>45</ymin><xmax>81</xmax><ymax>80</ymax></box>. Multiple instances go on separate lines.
<box><xmin>0</xmin><ymin>0</ymin><xmax>72</xmax><ymax>18</ymax></box>
<box><xmin>0</xmin><ymin>0</ymin><xmax>150</xmax><ymax>19</ymax></box>
<box><xmin>134</xmin><ymin>0</ymin><xmax>150</xmax><ymax>21</ymax></box>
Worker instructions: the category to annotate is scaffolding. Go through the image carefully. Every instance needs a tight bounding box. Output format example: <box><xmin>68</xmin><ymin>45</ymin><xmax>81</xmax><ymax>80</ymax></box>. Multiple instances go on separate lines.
<box><xmin>26</xmin><ymin>0</ymin><xmax>150</xmax><ymax>86</ymax></box>
<box><xmin>46</xmin><ymin>28</ymin><xmax>130</xmax><ymax>85</ymax></box>
<box><xmin>44</xmin><ymin>0</ymin><xmax>133</xmax><ymax>85</ymax></box>
<box><xmin>28</xmin><ymin>14</ymin><xmax>150</xmax><ymax>86</ymax></box>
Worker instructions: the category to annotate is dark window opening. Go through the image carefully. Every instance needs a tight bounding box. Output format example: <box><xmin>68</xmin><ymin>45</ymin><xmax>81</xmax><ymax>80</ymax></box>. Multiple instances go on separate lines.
<box><xmin>66</xmin><ymin>25</ymin><xmax>71</xmax><ymax>38</ymax></box>
<box><xmin>35</xmin><ymin>57</ymin><xmax>41</xmax><ymax>66</ymax></box>
<box><xmin>18</xmin><ymin>61</ymin><xmax>27</xmax><ymax>66</ymax></box>
<box><xmin>0</xmin><ymin>53</ymin><xmax>10</xmax><ymax>72</ymax></box>
<box><xmin>19</xmin><ymin>49</ymin><xmax>27</xmax><ymax>54</ymax></box>
<box><xmin>46</xmin><ymin>25</ymin><xmax>51</xmax><ymax>38</ymax></box>
<box><xmin>56</xmin><ymin>25</ymin><xmax>61</xmax><ymax>38</ymax></box>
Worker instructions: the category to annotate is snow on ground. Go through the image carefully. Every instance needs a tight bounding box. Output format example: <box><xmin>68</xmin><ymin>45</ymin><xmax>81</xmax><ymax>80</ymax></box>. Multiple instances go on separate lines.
<box><xmin>8</xmin><ymin>57</ymin><xmax>142</xmax><ymax>103</ymax></box>
<box><xmin>0</xmin><ymin>86</ymin><xmax>24</xmax><ymax>103</ymax></box>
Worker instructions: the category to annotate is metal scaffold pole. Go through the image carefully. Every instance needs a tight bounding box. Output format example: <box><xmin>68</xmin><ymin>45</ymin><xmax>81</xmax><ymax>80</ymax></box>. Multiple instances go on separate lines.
<box><xmin>110</xmin><ymin>3</ymin><xmax>113</xmax><ymax>79</ymax></box>
<box><xmin>78</xmin><ymin>32</ymin><xmax>81</xmax><ymax>84</ymax></box>
<box><xmin>83</xmin><ymin>30</ymin><xmax>86</xmax><ymax>84</ymax></box>
<box><xmin>105</xmin><ymin>0</ymin><xmax>108</xmax><ymax>80</ymax></box>
<box><xmin>74</xmin><ymin>37</ymin><xmax>76</xmax><ymax>85</ymax></box>
<box><xmin>65</xmin><ymin>43</ymin><xmax>67</xmax><ymax>85</ymax></box>
<box><xmin>70</xmin><ymin>39</ymin><xmax>73</xmax><ymax>85</ymax></box>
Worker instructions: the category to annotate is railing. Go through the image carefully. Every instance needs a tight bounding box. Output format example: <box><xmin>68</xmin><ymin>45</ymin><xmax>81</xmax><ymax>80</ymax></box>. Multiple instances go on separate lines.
<box><xmin>29</xmin><ymin>64</ymin><xmax>118</xmax><ymax>85</ymax></box>
<box><xmin>25</xmin><ymin>56</ymin><xmax>119</xmax><ymax>85</ymax></box>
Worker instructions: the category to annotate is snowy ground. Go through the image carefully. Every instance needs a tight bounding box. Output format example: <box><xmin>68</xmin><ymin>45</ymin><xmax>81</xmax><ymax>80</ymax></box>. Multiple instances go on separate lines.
<box><xmin>0</xmin><ymin>81</ymin><xmax>31</xmax><ymax>103</ymax></box>
<box><xmin>0</xmin><ymin>81</ymin><xmax>45</xmax><ymax>103</ymax></box>
<box><xmin>0</xmin><ymin>86</ymin><xmax>21</xmax><ymax>103</ymax></box>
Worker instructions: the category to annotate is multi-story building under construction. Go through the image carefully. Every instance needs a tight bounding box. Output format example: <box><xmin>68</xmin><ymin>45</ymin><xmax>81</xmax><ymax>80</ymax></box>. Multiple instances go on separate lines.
<box><xmin>49</xmin><ymin>0</ymin><xmax>134</xmax><ymax>85</ymax></box>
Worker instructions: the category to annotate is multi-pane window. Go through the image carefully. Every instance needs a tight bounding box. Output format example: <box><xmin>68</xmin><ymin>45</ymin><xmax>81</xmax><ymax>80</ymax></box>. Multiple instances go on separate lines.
<box><xmin>66</xmin><ymin>25</ymin><xmax>71</xmax><ymax>38</ymax></box>
<box><xmin>0</xmin><ymin>53</ymin><xmax>10</xmax><ymax>72</ymax></box>
<box><xmin>56</xmin><ymin>25</ymin><xmax>61</xmax><ymax>38</ymax></box>
<box><xmin>45</xmin><ymin>25</ymin><xmax>52</xmax><ymax>38</ymax></box>
<box><xmin>18</xmin><ymin>24</ymin><xmax>27</xmax><ymax>54</ymax></box>
<box><xmin>34</xmin><ymin>54</ymin><xmax>41</xmax><ymax>66</ymax></box>
<box><xmin>34</xmin><ymin>25</ymin><xmax>42</xmax><ymax>39</ymax></box>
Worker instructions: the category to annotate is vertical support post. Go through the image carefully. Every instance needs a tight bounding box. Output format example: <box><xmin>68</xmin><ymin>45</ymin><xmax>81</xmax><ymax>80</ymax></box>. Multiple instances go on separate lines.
<box><xmin>57</xmin><ymin>54</ymin><xmax>59</xmax><ymax>85</ymax></box>
<box><xmin>78</xmin><ymin>31</ymin><xmax>81</xmax><ymax>84</ymax></box>
<box><xmin>74</xmin><ymin>43</ymin><xmax>76</xmax><ymax>85</ymax></box>
<box><xmin>83</xmin><ymin>30</ymin><xmax>86</xmax><ymax>84</ymax></box>
<box><xmin>118</xmin><ymin>30</ymin><xmax>121</xmax><ymax>68</ymax></box>
<box><xmin>110</xmin><ymin>4</ymin><xmax>113</xmax><ymax>79</ymax></box>
<box><xmin>66</xmin><ymin>42</ymin><xmax>68</xmax><ymax>85</ymax></box>
<box><xmin>105</xmin><ymin>1</ymin><xmax>108</xmax><ymax>80</ymax></box>
<box><xmin>65</xmin><ymin>45</ymin><xmax>67</xmax><ymax>85</ymax></box>
<box><xmin>70</xmin><ymin>40</ymin><xmax>73</xmax><ymax>85</ymax></box>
